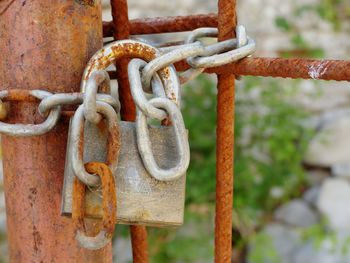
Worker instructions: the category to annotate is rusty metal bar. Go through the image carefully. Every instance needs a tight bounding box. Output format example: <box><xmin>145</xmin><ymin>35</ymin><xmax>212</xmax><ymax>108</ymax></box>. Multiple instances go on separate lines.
<box><xmin>215</xmin><ymin>0</ymin><xmax>236</xmax><ymax>262</ymax></box>
<box><xmin>0</xmin><ymin>1</ymin><xmax>113</xmax><ymax>262</ymax></box>
<box><xmin>103</xmin><ymin>13</ymin><xmax>218</xmax><ymax>37</ymax></box>
<box><xmin>110</xmin><ymin>0</ymin><xmax>149</xmax><ymax>262</ymax></box>
<box><xmin>170</xmin><ymin>58</ymin><xmax>350</xmax><ymax>81</ymax></box>
<box><xmin>209</xmin><ymin>57</ymin><xmax>350</xmax><ymax>81</ymax></box>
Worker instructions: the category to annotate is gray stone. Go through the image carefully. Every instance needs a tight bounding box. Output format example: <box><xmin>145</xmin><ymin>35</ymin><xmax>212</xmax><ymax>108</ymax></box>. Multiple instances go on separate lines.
<box><xmin>304</xmin><ymin>116</ymin><xmax>350</xmax><ymax>167</ymax></box>
<box><xmin>113</xmin><ymin>237</ymin><xmax>133</xmax><ymax>263</ymax></box>
<box><xmin>248</xmin><ymin>223</ymin><xmax>300</xmax><ymax>263</ymax></box>
<box><xmin>0</xmin><ymin>241</ymin><xmax>8</xmax><ymax>263</ymax></box>
<box><xmin>294</xmin><ymin>82</ymin><xmax>350</xmax><ymax>114</ymax></box>
<box><xmin>0</xmin><ymin>194</ymin><xmax>6</xmax><ymax>233</ymax></box>
<box><xmin>292</xmin><ymin>241</ymin><xmax>345</xmax><ymax>263</ymax></box>
<box><xmin>316</xmin><ymin>108</ymin><xmax>350</xmax><ymax>129</ymax></box>
<box><xmin>303</xmin><ymin>186</ymin><xmax>321</xmax><ymax>207</ymax></box>
<box><xmin>332</xmin><ymin>163</ymin><xmax>350</xmax><ymax>179</ymax></box>
<box><xmin>305</xmin><ymin>170</ymin><xmax>329</xmax><ymax>186</ymax></box>
<box><xmin>317</xmin><ymin>178</ymin><xmax>350</xmax><ymax>232</ymax></box>
<box><xmin>274</xmin><ymin>199</ymin><xmax>318</xmax><ymax>228</ymax></box>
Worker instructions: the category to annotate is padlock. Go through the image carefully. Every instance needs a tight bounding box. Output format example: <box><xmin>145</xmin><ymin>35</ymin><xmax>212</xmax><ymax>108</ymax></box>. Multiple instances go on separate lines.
<box><xmin>61</xmin><ymin>40</ymin><xmax>189</xmax><ymax>227</ymax></box>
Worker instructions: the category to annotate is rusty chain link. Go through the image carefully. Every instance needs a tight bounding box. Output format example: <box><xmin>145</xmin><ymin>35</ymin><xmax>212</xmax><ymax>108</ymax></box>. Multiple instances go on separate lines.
<box><xmin>71</xmin><ymin>101</ymin><xmax>120</xmax><ymax>186</ymax></box>
<box><xmin>72</xmin><ymin>162</ymin><xmax>117</xmax><ymax>250</ymax></box>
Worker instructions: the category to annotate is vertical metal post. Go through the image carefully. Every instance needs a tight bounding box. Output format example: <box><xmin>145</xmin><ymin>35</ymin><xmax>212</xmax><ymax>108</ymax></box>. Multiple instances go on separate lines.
<box><xmin>110</xmin><ymin>0</ymin><xmax>149</xmax><ymax>262</ymax></box>
<box><xmin>215</xmin><ymin>0</ymin><xmax>236</xmax><ymax>262</ymax></box>
<box><xmin>0</xmin><ymin>1</ymin><xmax>112</xmax><ymax>262</ymax></box>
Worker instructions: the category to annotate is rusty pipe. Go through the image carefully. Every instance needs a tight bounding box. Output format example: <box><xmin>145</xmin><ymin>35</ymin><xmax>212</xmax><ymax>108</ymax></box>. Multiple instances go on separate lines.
<box><xmin>215</xmin><ymin>0</ymin><xmax>236</xmax><ymax>262</ymax></box>
<box><xmin>0</xmin><ymin>1</ymin><xmax>113</xmax><ymax>262</ymax></box>
<box><xmin>103</xmin><ymin>13</ymin><xmax>218</xmax><ymax>36</ymax></box>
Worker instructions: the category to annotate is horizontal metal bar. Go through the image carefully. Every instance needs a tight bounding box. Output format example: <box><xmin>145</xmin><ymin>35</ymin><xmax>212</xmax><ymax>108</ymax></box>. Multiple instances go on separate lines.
<box><xmin>103</xmin><ymin>13</ymin><xmax>218</xmax><ymax>37</ymax></box>
<box><xmin>173</xmin><ymin>58</ymin><xmax>350</xmax><ymax>81</ymax></box>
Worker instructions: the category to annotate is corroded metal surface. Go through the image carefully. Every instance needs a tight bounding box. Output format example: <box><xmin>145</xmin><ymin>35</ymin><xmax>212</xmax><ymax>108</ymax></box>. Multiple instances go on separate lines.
<box><xmin>209</xmin><ymin>57</ymin><xmax>350</xmax><ymax>81</ymax></box>
<box><xmin>215</xmin><ymin>0</ymin><xmax>236</xmax><ymax>262</ymax></box>
<box><xmin>62</xmin><ymin>121</ymin><xmax>186</xmax><ymax>226</ymax></box>
<box><xmin>103</xmin><ymin>14</ymin><xmax>218</xmax><ymax>36</ymax></box>
<box><xmin>70</xmin><ymin>102</ymin><xmax>120</xmax><ymax>186</ymax></box>
<box><xmin>0</xmin><ymin>0</ymin><xmax>113</xmax><ymax>262</ymax></box>
<box><xmin>73</xmin><ymin>162</ymin><xmax>117</xmax><ymax>250</ymax></box>
<box><xmin>81</xmin><ymin>40</ymin><xmax>180</xmax><ymax>106</ymax></box>
<box><xmin>109</xmin><ymin>57</ymin><xmax>350</xmax><ymax>82</ymax></box>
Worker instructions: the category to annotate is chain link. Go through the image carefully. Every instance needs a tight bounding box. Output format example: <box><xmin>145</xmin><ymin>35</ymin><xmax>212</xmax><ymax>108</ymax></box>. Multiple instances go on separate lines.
<box><xmin>0</xmin><ymin>90</ymin><xmax>61</xmax><ymax>136</ymax></box>
<box><xmin>0</xmin><ymin>25</ymin><xmax>255</xmax><ymax>182</ymax></box>
<box><xmin>83</xmin><ymin>70</ymin><xmax>119</xmax><ymax>124</ymax></box>
<box><xmin>136</xmin><ymin>97</ymin><xmax>190</xmax><ymax>181</ymax></box>
<box><xmin>141</xmin><ymin>41</ymin><xmax>205</xmax><ymax>90</ymax></box>
<box><xmin>71</xmin><ymin>101</ymin><xmax>120</xmax><ymax>186</ymax></box>
<box><xmin>73</xmin><ymin>162</ymin><xmax>116</xmax><ymax>250</ymax></box>
<box><xmin>129</xmin><ymin>58</ymin><xmax>169</xmax><ymax>120</ymax></box>
<box><xmin>186</xmin><ymin>26</ymin><xmax>256</xmax><ymax>68</ymax></box>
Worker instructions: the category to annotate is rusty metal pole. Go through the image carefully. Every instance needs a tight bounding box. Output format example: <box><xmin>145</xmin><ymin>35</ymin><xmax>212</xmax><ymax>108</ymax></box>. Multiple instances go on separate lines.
<box><xmin>215</xmin><ymin>0</ymin><xmax>236</xmax><ymax>262</ymax></box>
<box><xmin>110</xmin><ymin>0</ymin><xmax>149</xmax><ymax>262</ymax></box>
<box><xmin>0</xmin><ymin>1</ymin><xmax>112</xmax><ymax>262</ymax></box>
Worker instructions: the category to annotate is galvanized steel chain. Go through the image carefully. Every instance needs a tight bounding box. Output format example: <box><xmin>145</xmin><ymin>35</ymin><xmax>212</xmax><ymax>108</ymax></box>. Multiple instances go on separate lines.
<box><xmin>0</xmin><ymin>24</ymin><xmax>255</xmax><ymax>250</ymax></box>
<box><xmin>128</xmin><ymin>25</ymin><xmax>255</xmax><ymax>181</ymax></box>
<box><xmin>0</xmin><ymin>88</ymin><xmax>119</xmax><ymax>137</ymax></box>
<box><xmin>0</xmin><ymin>25</ymin><xmax>254</xmax><ymax>137</ymax></box>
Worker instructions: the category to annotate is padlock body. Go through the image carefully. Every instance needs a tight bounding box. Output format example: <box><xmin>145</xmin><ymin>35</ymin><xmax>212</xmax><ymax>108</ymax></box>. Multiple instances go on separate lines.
<box><xmin>61</xmin><ymin>120</ymin><xmax>186</xmax><ymax>227</ymax></box>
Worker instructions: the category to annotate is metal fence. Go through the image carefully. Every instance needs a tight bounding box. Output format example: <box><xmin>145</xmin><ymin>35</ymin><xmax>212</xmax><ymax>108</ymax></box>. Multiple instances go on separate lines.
<box><xmin>1</xmin><ymin>0</ymin><xmax>349</xmax><ymax>262</ymax></box>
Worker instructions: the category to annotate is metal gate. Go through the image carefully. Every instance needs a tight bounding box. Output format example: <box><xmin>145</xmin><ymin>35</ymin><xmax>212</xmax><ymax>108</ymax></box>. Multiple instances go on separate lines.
<box><xmin>0</xmin><ymin>0</ymin><xmax>349</xmax><ymax>262</ymax></box>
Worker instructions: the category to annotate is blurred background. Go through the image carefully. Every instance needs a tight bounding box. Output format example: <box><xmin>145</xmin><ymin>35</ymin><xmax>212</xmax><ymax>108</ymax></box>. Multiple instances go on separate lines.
<box><xmin>1</xmin><ymin>0</ymin><xmax>350</xmax><ymax>262</ymax></box>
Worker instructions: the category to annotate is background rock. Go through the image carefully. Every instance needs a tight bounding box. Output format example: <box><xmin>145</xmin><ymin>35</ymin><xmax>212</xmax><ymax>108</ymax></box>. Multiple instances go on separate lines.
<box><xmin>305</xmin><ymin>170</ymin><xmax>330</xmax><ymax>186</ymax></box>
<box><xmin>317</xmin><ymin>178</ymin><xmax>350</xmax><ymax>232</ymax></box>
<box><xmin>274</xmin><ymin>199</ymin><xmax>318</xmax><ymax>228</ymax></box>
<box><xmin>303</xmin><ymin>186</ymin><xmax>321</xmax><ymax>208</ymax></box>
<box><xmin>304</xmin><ymin>116</ymin><xmax>350</xmax><ymax>166</ymax></box>
<box><xmin>292</xmin><ymin>240</ymin><xmax>348</xmax><ymax>263</ymax></box>
<box><xmin>332</xmin><ymin>163</ymin><xmax>350</xmax><ymax>180</ymax></box>
<box><xmin>249</xmin><ymin>223</ymin><xmax>300</xmax><ymax>263</ymax></box>
<box><xmin>113</xmin><ymin>237</ymin><xmax>133</xmax><ymax>263</ymax></box>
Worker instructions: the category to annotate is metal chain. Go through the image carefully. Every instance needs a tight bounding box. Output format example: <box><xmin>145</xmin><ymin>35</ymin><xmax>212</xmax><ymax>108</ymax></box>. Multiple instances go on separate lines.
<box><xmin>0</xmin><ymin>25</ymin><xmax>255</xmax><ymax>137</ymax></box>
<box><xmin>0</xmin><ymin>25</ymin><xmax>255</xmax><ymax>249</ymax></box>
<box><xmin>83</xmin><ymin>70</ymin><xmax>120</xmax><ymax>124</ymax></box>
<box><xmin>129</xmin><ymin>58</ymin><xmax>169</xmax><ymax>120</ymax></box>
<box><xmin>73</xmin><ymin>162</ymin><xmax>117</xmax><ymax>249</ymax></box>
<box><xmin>0</xmin><ymin>90</ymin><xmax>61</xmax><ymax>136</ymax></box>
<box><xmin>0</xmin><ymin>90</ymin><xmax>119</xmax><ymax>137</ymax></box>
<box><xmin>136</xmin><ymin>97</ymin><xmax>190</xmax><ymax>181</ymax></box>
<box><xmin>71</xmin><ymin>101</ymin><xmax>120</xmax><ymax>186</ymax></box>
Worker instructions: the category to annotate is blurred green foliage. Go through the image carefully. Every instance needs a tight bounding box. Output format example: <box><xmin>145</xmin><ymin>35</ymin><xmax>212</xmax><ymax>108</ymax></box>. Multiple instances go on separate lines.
<box><xmin>248</xmin><ymin>232</ymin><xmax>282</xmax><ymax>263</ymax></box>
<box><xmin>120</xmin><ymin>1</ymin><xmax>350</xmax><ymax>261</ymax></box>
<box><xmin>145</xmin><ymin>75</ymin><xmax>313</xmax><ymax>262</ymax></box>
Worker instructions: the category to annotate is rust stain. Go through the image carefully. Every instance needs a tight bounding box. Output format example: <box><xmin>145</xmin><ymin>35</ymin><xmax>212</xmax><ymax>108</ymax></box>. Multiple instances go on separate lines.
<box><xmin>75</xmin><ymin>0</ymin><xmax>95</xmax><ymax>6</ymax></box>
<box><xmin>215</xmin><ymin>0</ymin><xmax>236</xmax><ymax>262</ymax></box>
<box><xmin>134</xmin><ymin>210</ymin><xmax>151</xmax><ymax>221</ymax></box>
<box><xmin>0</xmin><ymin>0</ymin><xmax>113</xmax><ymax>261</ymax></box>
<box><xmin>32</xmin><ymin>225</ymin><xmax>43</xmax><ymax>255</ymax></box>
<box><xmin>103</xmin><ymin>14</ymin><xmax>218</xmax><ymax>37</ymax></box>
<box><xmin>107</xmin><ymin>122</ymin><xmax>121</xmax><ymax>165</ymax></box>
<box><xmin>73</xmin><ymin>162</ymin><xmax>117</xmax><ymax>239</ymax></box>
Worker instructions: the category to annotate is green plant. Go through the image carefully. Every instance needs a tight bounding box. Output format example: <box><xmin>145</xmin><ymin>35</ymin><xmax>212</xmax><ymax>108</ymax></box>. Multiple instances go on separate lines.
<box><xmin>234</xmin><ymin>77</ymin><xmax>313</xmax><ymax>216</ymax></box>
<box><xmin>248</xmin><ymin>232</ymin><xmax>282</xmax><ymax>263</ymax></box>
<box><xmin>146</xmin><ymin>75</ymin><xmax>313</xmax><ymax>262</ymax></box>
